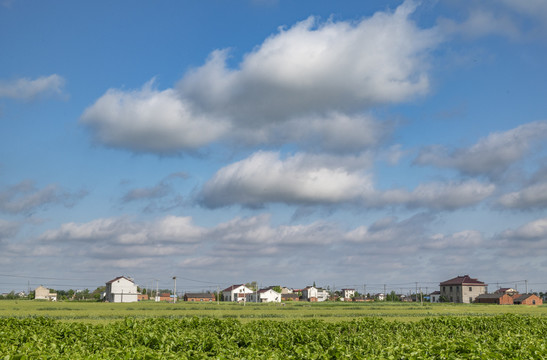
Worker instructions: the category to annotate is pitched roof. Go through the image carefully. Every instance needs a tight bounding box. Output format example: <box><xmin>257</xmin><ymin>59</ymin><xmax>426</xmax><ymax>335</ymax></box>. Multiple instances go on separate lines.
<box><xmin>185</xmin><ymin>293</ymin><xmax>215</xmax><ymax>298</ymax></box>
<box><xmin>106</xmin><ymin>276</ymin><xmax>134</xmax><ymax>284</ymax></box>
<box><xmin>430</xmin><ymin>291</ymin><xmax>441</xmax><ymax>295</ymax></box>
<box><xmin>475</xmin><ymin>294</ymin><xmax>505</xmax><ymax>299</ymax></box>
<box><xmin>440</xmin><ymin>275</ymin><xmax>486</xmax><ymax>286</ymax></box>
<box><xmin>222</xmin><ymin>284</ymin><xmax>244</xmax><ymax>292</ymax></box>
<box><xmin>513</xmin><ymin>294</ymin><xmax>537</xmax><ymax>301</ymax></box>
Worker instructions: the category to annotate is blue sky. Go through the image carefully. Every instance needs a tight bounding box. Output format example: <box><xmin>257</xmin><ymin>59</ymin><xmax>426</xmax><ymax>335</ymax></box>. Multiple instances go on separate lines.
<box><xmin>1</xmin><ymin>0</ymin><xmax>547</xmax><ymax>295</ymax></box>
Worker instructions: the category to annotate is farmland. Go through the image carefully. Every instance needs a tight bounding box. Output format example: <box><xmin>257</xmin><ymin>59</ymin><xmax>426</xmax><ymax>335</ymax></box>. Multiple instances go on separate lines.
<box><xmin>0</xmin><ymin>301</ymin><xmax>546</xmax><ymax>358</ymax></box>
<box><xmin>0</xmin><ymin>300</ymin><xmax>545</xmax><ymax>323</ymax></box>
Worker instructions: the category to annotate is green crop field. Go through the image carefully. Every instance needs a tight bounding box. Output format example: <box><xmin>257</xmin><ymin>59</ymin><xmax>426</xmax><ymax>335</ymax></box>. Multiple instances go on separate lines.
<box><xmin>0</xmin><ymin>300</ymin><xmax>545</xmax><ymax>323</ymax></box>
<box><xmin>1</xmin><ymin>301</ymin><xmax>546</xmax><ymax>358</ymax></box>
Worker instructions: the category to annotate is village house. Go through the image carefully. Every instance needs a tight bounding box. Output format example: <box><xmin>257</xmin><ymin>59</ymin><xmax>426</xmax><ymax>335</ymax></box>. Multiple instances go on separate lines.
<box><xmin>474</xmin><ymin>293</ymin><xmax>514</xmax><ymax>305</ymax></box>
<box><xmin>247</xmin><ymin>288</ymin><xmax>281</xmax><ymax>303</ymax></box>
<box><xmin>137</xmin><ymin>294</ymin><xmax>149</xmax><ymax>301</ymax></box>
<box><xmin>429</xmin><ymin>291</ymin><xmax>441</xmax><ymax>303</ymax></box>
<box><xmin>440</xmin><ymin>275</ymin><xmax>487</xmax><ymax>304</ymax></box>
<box><xmin>104</xmin><ymin>276</ymin><xmax>138</xmax><ymax>303</ymax></box>
<box><xmin>222</xmin><ymin>284</ymin><xmax>253</xmax><ymax>302</ymax></box>
<box><xmin>513</xmin><ymin>293</ymin><xmax>543</xmax><ymax>305</ymax></box>
<box><xmin>375</xmin><ymin>293</ymin><xmax>385</xmax><ymax>301</ymax></box>
<box><xmin>157</xmin><ymin>293</ymin><xmax>174</xmax><ymax>302</ymax></box>
<box><xmin>495</xmin><ymin>288</ymin><xmax>518</xmax><ymax>296</ymax></box>
<box><xmin>184</xmin><ymin>293</ymin><xmax>215</xmax><ymax>302</ymax></box>
<box><xmin>317</xmin><ymin>288</ymin><xmax>329</xmax><ymax>302</ymax></box>
<box><xmin>281</xmin><ymin>293</ymin><xmax>300</xmax><ymax>301</ymax></box>
<box><xmin>302</xmin><ymin>286</ymin><xmax>318</xmax><ymax>302</ymax></box>
<box><xmin>341</xmin><ymin>288</ymin><xmax>355</xmax><ymax>301</ymax></box>
<box><xmin>34</xmin><ymin>285</ymin><xmax>57</xmax><ymax>301</ymax></box>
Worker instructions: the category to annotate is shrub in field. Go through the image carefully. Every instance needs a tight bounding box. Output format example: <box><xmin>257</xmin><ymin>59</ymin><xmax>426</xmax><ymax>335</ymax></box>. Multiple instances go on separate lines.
<box><xmin>0</xmin><ymin>314</ymin><xmax>546</xmax><ymax>358</ymax></box>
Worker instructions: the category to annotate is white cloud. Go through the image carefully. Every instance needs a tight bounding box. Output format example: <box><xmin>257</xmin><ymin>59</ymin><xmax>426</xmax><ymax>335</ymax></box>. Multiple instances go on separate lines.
<box><xmin>200</xmin><ymin>151</ymin><xmax>495</xmax><ymax>210</ymax></box>
<box><xmin>0</xmin><ymin>74</ymin><xmax>65</xmax><ymax>100</ymax></box>
<box><xmin>180</xmin><ymin>1</ymin><xmax>439</xmax><ymax>123</ymax></box>
<box><xmin>0</xmin><ymin>180</ymin><xmax>87</xmax><ymax>215</ymax></box>
<box><xmin>80</xmin><ymin>80</ymin><xmax>230</xmax><ymax>153</ymax></box>
<box><xmin>499</xmin><ymin>217</ymin><xmax>547</xmax><ymax>241</ymax></box>
<box><xmin>0</xmin><ymin>219</ymin><xmax>19</xmax><ymax>241</ymax></box>
<box><xmin>415</xmin><ymin>121</ymin><xmax>547</xmax><ymax>177</ymax></box>
<box><xmin>438</xmin><ymin>9</ymin><xmax>520</xmax><ymax>40</ymax></box>
<box><xmin>425</xmin><ymin>230</ymin><xmax>484</xmax><ymax>250</ymax></box>
<box><xmin>499</xmin><ymin>0</ymin><xmax>547</xmax><ymax>23</ymax></box>
<box><xmin>40</xmin><ymin>215</ymin><xmax>205</xmax><ymax>245</ymax></box>
<box><xmin>495</xmin><ymin>217</ymin><xmax>547</xmax><ymax>258</ymax></box>
<box><xmin>199</xmin><ymin>151</ymin><xmax>374</xmax><ymax>208</ymax></box>
<box><xmin>497</xmin><ymin>182</ymin><xmax>547</xmax><ymax>209</ymax></box>
<box><xmin>379</xmin><ymin>180</ymin><xmax>496</xmax><ymax>210</ymax></box>
<box><xmin>81</xmin><ymin>1</ymin><xmax>440</xmax><ymax>154</ymax></box>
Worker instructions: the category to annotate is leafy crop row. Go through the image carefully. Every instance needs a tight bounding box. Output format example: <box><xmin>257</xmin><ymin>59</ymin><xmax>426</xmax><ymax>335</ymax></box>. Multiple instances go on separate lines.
<box><xmin>1</xmin><ymin>314</ymin><xmax>545</xmax><ymax>359</ymax></box>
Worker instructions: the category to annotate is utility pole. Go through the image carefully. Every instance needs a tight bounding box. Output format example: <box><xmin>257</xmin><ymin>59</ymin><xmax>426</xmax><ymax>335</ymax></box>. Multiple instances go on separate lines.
<box><xmin>173</xmin><ymin>276</ymin><xmax>177</xmax><ymax>304</ymax></box>
<box><xmin>415</xmin><ymin>282</ymin><xmax>418</xmax><ymax>302</ymax></box>
<box><xmin>525</xmin><ymin>280</ymin><xmax>528</xmax><ymax>294</ymax></box>
<box><xmin>155</xmin><ymin>279</ymin><xmax>159</xmax><ymax>302</ymax></box>
<box><xmin>217</xmin><ymin>285</ymin><xmax>220</xmax><ymax>305</ymax></box>
<box><xmin>383</xmin><ymin>284</ymin><xmax>386</xmax><ymax>301</ymax></box>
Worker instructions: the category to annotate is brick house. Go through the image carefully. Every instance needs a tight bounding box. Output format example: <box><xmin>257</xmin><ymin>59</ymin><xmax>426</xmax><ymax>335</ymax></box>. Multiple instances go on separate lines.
<box><xmin>158</xmin><ymin>293</ymin><xmax>174</xmax><ymax>302</ymax></box>
<box><xmin>281</xmin><ymin>293</ymin><xmax>300</xmax><ymax>301</ymax></box>
<box><xmin>474</xmin><ymin>293</ymin><xmax>514</xmax><ymax>305</ymax></box>
<box><xmin>440</xmin><ymin>275</ymin><xmax>487</xmax><ymax>303</ymax></box>
<box><xmin>184</xmin><ymin>293</ymin><xmax>215</xmax><ymax>302</ymax></box>
<box><xmin>513</xmin><ymin>294</ymin><xmax>543</xmax><ymax>305</ymax></box>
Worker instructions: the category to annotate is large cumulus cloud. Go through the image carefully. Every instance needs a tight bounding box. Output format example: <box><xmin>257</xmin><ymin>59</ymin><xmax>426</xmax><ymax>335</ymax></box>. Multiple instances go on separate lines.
<box><xmin>80</xmin><ymin>0</ymin><xmax>440</xmax><ymax>154</ymax></box>
<box><xmin>199</xmin><ymin>151</ymin><xmax>495</xmax><ymax>210</ymax></box>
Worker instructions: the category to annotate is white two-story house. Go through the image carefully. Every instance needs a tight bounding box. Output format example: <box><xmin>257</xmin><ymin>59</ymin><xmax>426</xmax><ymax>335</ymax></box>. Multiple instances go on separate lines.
<box><xmin>247</xmin><ymin>288</ymin><xmax>281</xmax><ymax>303</ymax></box>
<box><xmin>222</xmin><ymin>284</ymin><xmax>253</xmax><ymax>302</ymax></box>
<box><xmin>105</xmin><ymin>276</ymin><xmax>138</xmax><ymax>303</ymax></box>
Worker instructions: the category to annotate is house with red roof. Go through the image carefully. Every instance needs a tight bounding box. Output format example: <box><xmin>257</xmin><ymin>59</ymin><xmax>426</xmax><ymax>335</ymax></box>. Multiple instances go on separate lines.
<box><xmin>440</xmin><ymin>275</ymin><xmax>487</xmax><ymax>304</ymax></box>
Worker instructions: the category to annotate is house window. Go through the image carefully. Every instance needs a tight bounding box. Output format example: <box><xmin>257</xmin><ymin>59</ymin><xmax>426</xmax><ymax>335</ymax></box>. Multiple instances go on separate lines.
<box><xmin>469</xmin><ymin>297</ymin><xmax>473</xmax><ymax>303</ymax></box>
<box><xmin>450</xmin><ymin>286</ymin><xmax>453</xmax><ymax>292</ymax></box>
<box><xmin>469</xmin><ymin>287</ymin><xmax>472</xmax><ymax>291</ymax></box>
<box><xmin>533</xmin><ymin>300</ymin><xmax>536</xmax><ymax>305</ymax></box>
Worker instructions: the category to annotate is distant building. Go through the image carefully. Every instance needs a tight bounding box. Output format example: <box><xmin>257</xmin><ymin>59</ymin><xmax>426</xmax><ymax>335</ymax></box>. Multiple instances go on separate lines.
<box><xmin>34</xmin><ymin>286</ymin><xmax>57</xmax><ymax>301</ymax></box>
<box><xmin>494</xmin><ymin>288</ymin><xmax>518</xmax><ymax>296</ymax></box>
<box><xmin>247</xmin><ymin>288</ymin><xmax>281</xmax><ymax>303</ymax></box>
<box><xmin>341</xmin><ymin>289</ymin><xmax>355</xmax><ymax>301</ymax></box>
<box><xmin>184</xmin><ymin>293</ymin><xmax>215</xmax><ymax>302</ymax></box>
<box><xmin>158</xmin><ymin>293</ymin><xmax>173</xmax><ymax>302</ymax></box>
<box><xmin>302</xmin><ymin>286</ymin><xmax>318</xmax><ymax>302</ymax></box>
<box><xmin>317</xmin><ymin>288</ymin><xmax>329</xmax><ymax>302</ymax></box>
<box><xmin>281</xmin><ymin>293</ymin><xmax>300</xmax><ymax>301</ymax></box>
<box><xmin>440</xmin><ymin>275</ymin><xmax>487</xmax><ymax>304</ymax></box>
<box><xmin>222</xmin><ymin>284</ymin><xmax>253</xmax><ymax>302</ymax></box>
<box><xmin>513</xmin><ymin>294</ymin><xmax>543</xmax><ymax>305</ymax></box>
<box><xmin>474</xmin><ymin>293</ymin><xmax>514</xmax><ymax>305</ymax></box>
<box><xmin>430</xmin><ymin>291</ymin><xmax>441</xmax><ymax>303</ymax></box>
<box><xmin>105</xmin><ymin>276</ymin><xmax>138</xmax><ymax>303</ymax></box>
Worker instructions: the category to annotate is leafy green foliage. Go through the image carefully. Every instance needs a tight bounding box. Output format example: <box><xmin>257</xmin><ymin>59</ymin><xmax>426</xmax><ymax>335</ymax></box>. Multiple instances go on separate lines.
<box><xmin>0</xmin><ymin>314</ymin><xmax>545</xmax><ymax>358</ymax></box>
